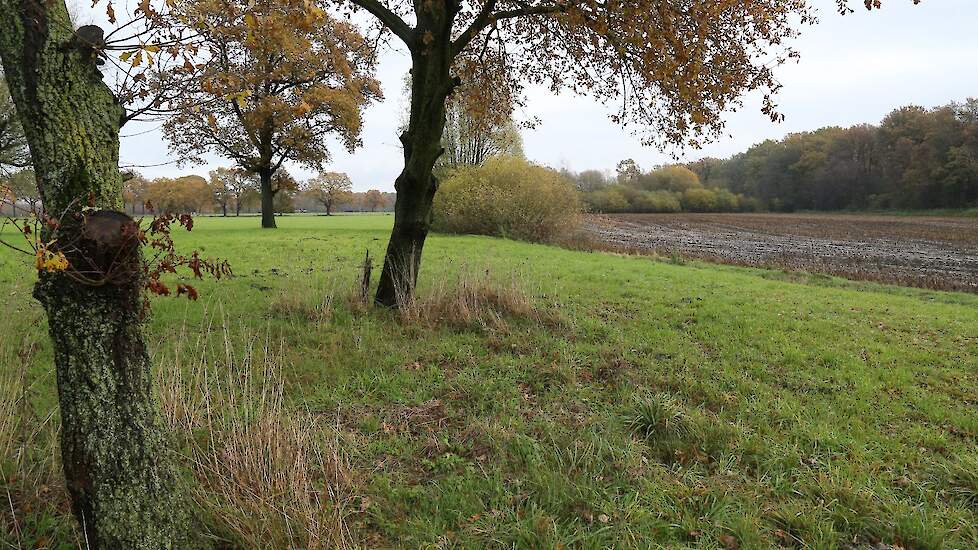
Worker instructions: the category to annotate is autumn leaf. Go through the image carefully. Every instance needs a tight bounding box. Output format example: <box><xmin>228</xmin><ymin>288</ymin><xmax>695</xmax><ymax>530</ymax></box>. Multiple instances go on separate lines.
<box><xmin>106</xmin><ymin>2</ymin><xmax>116</xmax><ymax>23</ymax></box>
<box><xmin>224</xmin><ymin>90</ymin><xmax>252</xmax><ymax>107</ymax></box>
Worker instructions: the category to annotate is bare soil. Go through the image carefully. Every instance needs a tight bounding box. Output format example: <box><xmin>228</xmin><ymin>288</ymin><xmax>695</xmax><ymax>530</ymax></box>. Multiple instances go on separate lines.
<box><xmin>585</xmin><ymin>213</ymin><xmax>978</xmax><ymax>292</ymax></box>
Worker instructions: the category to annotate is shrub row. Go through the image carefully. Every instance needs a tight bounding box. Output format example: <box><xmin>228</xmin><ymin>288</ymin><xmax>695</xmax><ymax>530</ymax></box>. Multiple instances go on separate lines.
<box><xmin>582</xmin><ymin>185</ymin><xmax>762</xmax><ymax>213</ymax></box>
<box><xmin>433</xmin><ymin>156</ymin><xmax>583</xmax><ymax>243</ymax></box>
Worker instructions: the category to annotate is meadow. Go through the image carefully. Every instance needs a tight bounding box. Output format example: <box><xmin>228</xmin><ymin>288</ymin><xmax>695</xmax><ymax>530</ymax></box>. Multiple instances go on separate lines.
<box><xmin>3</xmin><ymin>214</ymin><xmax>978</xmax><ymax>548</ymax></box>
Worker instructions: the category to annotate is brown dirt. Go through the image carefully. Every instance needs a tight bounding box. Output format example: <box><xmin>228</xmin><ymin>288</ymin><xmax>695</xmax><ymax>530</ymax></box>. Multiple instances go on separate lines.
<box><xmin>584</xmin><ymin>213</ymin><xmax>978</xmax><ymax>292</ymax></box>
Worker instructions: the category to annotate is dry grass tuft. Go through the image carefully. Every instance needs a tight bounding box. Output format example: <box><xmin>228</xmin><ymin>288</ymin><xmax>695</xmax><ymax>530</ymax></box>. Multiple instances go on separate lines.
<box><xmin>268</xmin><ymin>278</ymin><xmax>338</xmax><ymax>325</ymax></box>
<box><xmin>394</xmin><ymin>268</ymin><xmax>557</xmax><ymax>331</ymax></box>
<box><xmin>159</xmin><ymin>319</ymin><xmax>355</xmax><ymax>549</ymax></box>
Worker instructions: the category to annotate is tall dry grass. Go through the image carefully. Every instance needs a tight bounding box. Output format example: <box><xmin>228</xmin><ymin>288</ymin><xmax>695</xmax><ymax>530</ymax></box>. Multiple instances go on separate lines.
<box><xmin>392</xmin><ymin>266</ymin><xmax>558</xmax><ymax>331</ymax></box>
<box><xmin>158</xmin><ymin>314</ymin><xmax>356</xmax><ymax>549</ymax></box>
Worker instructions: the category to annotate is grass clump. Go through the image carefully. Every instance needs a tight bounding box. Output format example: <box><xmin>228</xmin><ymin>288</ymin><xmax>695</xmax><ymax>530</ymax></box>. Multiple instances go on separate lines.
<box><xmin>394</xmin><ymin>267</ymin><xmax>558</xmax><ymax>332</ymax></box>
<box><xmin>159</xmin><ymin>320</ymin><xmax>355</xmax><ymax>549</ymax></box>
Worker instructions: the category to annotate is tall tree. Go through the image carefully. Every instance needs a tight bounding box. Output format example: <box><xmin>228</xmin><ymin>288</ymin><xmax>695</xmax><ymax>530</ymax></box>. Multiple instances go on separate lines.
<box><xmin>439</xmin><ymin>55</ymin><xmax>524</xmax><ymax>171</ymax></box>
<box><xmin>305</xmin><ymin>171</ymin><xmax>353</xmax><ymax>215</ymax></box>
<box><xmin>209</xmin><ymin>166</ymin><xmax>259</xmax><ymax>216</ymax></box>
<box><xmin>0</xmin><ymin>0</ymin><xmax>188</xmax><ymax>546</ymax></box>
<box><xmin>123</xmin><ymin>172</ymin><xmax>149</xmax><ymax>215</ymax></box>
<box><xmin>271</xmin><ymin>169</ymin><xmax>300</xmax><ymax>214</ymax></box>
<box><xmin>164</xmin><ymin>0</ymin><xmax>381</xmax><ymax>229</ymax></box>
<box><xmin>145</xmin><ymin>175</ymin><xmax>213</xmax><ymax>213</ymax></box>
<box><xmin>4</xmin><ymin>168</ymin><xmax>40</xmax><ymax>214</ymax></box>
<box><xmin>363</xmin><ymin>188</ymin><xmax>385</xmax><ymax>212</ymax></box>
<box><xmin>343</xmin><ymin>0</ymin><xmax>819</xmax><ymax>305</ymax></box>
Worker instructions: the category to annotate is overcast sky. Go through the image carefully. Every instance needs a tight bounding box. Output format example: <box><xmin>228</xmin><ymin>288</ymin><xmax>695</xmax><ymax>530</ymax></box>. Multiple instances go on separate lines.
<box><xmin>117</xmin><ymin>0</ymin><xmax>978</xmax><ymax>191</ymax></box>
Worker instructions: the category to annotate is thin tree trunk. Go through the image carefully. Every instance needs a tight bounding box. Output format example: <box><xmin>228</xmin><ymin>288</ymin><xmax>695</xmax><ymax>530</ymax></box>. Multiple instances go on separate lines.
<box><xmin>0</xmin><ymin>2</ymin><xmax>188</xmax><ymax>547</ymax></box>
<box><xmin>259</xmin><ymin>167</ymin><xmax>276</xmax><ymax>228</ymax></box>
<box><xmin>375</xmin><ymin>25</ymin><xmax>456</xmax><ymax>307</ymax></box>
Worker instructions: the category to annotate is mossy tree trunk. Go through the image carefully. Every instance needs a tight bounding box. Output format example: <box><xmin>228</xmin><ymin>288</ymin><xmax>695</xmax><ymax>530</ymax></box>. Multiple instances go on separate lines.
<box><xmin>374</xmin><ymin>4</ymin><xmax>457</xmax><ymax>307</ymax></box>
<box><xmin>0</xmin><ymin>1</ymin><xmax>187</xmax><ymax>548</ymax></box>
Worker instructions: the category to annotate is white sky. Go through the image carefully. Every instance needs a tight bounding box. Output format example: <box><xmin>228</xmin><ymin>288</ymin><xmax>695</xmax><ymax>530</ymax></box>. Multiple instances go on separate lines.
<box><xmin>116</xmin><ymin>0</ymin><xmax>978</xmax><ymax>192</ymax></box>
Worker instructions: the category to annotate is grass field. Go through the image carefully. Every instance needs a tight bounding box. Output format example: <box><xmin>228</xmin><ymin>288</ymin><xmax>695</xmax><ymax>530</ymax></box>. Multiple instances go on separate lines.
<box><xmin>3</xmin><ymin>214</ymin><xmax>978</xmax><ymax>549</ymax></box>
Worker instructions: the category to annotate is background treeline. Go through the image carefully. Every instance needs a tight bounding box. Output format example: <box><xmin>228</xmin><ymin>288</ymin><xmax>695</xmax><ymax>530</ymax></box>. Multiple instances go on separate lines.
<box><xmin>118</xmin><ymin>169</ymin><xmax>394</xmax><ymax>216</ymax></box>
<box><xmin>568</xmin><ymin>99</ymin><xmax>978</xmax><ymax>213</ymax></box>
<box><xmin>567</xmin><ymin>163</ymin><xmax>755</xmax><ymax>214</ymax></box>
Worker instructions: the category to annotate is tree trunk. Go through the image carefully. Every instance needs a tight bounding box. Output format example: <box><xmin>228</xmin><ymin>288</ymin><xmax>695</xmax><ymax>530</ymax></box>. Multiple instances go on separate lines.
<box><xmin>0</xmin><ymin>2</ymin><xmax>188</xmax><ymax>547</ymax></box>
<box><xmin>259</xmin><ymin>167</ymin><xmax>276</xmax><ymax>228</ymax></box>
<box><xmin>222</xmin><ymin>203</ymin><xmax>227</xmax><ymax>216</ymax></box>
<box><xmin>375</xmin><ymin>15</ymin><xmax>456</xmax><ymax>307</ymax></box>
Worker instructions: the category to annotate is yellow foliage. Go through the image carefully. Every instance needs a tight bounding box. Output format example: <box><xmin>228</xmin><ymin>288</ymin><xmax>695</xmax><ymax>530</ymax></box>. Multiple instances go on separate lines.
<box><xmin>35</xmin><ymin>248</ymin><xmax>69</xmax><ymax>273</ymax></box>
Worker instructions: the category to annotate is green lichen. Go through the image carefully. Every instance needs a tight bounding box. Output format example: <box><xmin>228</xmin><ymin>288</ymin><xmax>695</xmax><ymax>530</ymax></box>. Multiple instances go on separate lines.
<box><xmin>1</xmin><ymin>1</ymin><xmax>191</xmax><ymax>547</ymax></box>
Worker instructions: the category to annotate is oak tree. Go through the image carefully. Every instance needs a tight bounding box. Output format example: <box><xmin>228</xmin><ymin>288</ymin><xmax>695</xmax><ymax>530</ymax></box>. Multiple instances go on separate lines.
<box><xmin>305</xmin><ymin>171</ymin><xmax>353</xmax><ymax>215</ymax></box>
<box><xmin>363</xmin><ymin>188</ymin><xmax>386</xmax><ymax>212</ymax></box>
<box><xmin>3</xmin><ymin>168</ymin><xmax>40</xmax><ymax>215</ymax></box>
<box><xmin>339</xmin><ymin>0</ymin><xmax>825</xmax><ymax>306</ymax></box>
<box><xmin>209</xmin><ymin>166</ymin><xmax>259</xmax><ymax>216</ymax></box>
<box><xmin>0</xmin><ymin>0</ymin><xmax>194</xmax><ymax>545</ymax></box>
<box><xmin>164</xmin><ymin>0</ymin><xmax>381</xmax><ymax>228</ymax></box>
<box><xmin>145</xmin><ymin>174</ymin><xmax>213</xmax><ymax>213</ymax></box>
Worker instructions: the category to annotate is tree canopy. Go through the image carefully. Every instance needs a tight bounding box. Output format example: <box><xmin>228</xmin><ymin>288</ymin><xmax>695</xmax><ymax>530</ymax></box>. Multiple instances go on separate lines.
<box><xmin>304</xmin><ymin>171</ymin><xmax>353</xmax><ymax>215</ymax></box>
<box><xmin>164</xmin><ymin>0</ymin><xmax>381</xmax><ymax>226</ymax></box>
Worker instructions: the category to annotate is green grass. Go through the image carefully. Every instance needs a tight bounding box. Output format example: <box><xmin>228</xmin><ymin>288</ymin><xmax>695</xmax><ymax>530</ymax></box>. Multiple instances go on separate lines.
<box><xmin>3</xmin><ymin>213</ymin><xmax>978</xmax><ymax>548</ymax></box>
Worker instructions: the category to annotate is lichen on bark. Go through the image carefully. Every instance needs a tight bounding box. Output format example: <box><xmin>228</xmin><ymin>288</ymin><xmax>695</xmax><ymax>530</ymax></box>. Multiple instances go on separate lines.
<box><xmin>0</xmin><ymin>0</ymin><xmax>190</xmax><ymax>547</ymax></box>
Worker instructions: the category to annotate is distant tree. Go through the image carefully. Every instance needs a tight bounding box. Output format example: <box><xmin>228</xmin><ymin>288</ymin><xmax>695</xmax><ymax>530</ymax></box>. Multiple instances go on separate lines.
<box><xmin>271</xmin><ymin>170</ymin><xmax>299</xmax><ymax>214</ymax></box>
<box><xmin>691</xmin><ymin>98</ymin><xmax>978</xmax><ymax>212</ymax></box>
<box><xmin>2</xmin><ymin>168</ymin><xmax>37</xmax><ymax>214</ymax></box>
<box><xmin>439</xmin><ymin>55</ymin><xmax>524</xmax><ymax>171</ymax></box>
<box><xmin>0</xmin><ymin>76</ymin><xmax>29</xmax><ymax>174</ymax></box>
<box><xmin>643</xmin><ymin>165</ymin><xmax>702</xmax><ymax>193</ymax></box>
<box><xmin>146</xmin><ymin>175</ymin><xmax>212</xmax><ymax>213</ymax></box>
<box><xmin>573</xmin><ymin>170</ymin><xmax>609</xmax><ymax>192</ymax></box>
<box><xmin>681</xmin><ymin>188</ymin><xmax>719</xmax><ymax>212</ymax></box>
<box><xmin>305</xmin><ymin>172</ymin><xmax>353</xmax><ymax>215</ymax></box>
<box><xmin>616</xmin><ymin>159</ymin><xmax>642</xmax><ymax>186</ymax></box>
<box><xmin>122</xmin><ymin>173</ymin><xmax>149</xmax><ymax>215</ymax></box>
<box><xmin>164</xmin><ymin>0</ymin><xmax>381</xmax><ymax>228</ymax></box>
<box><xmin>363</xmin><ymin>189</ymin><xmax>385</xmax><ymax>212</ymax></box>
<box><xmin>209</xmin><ymin>167</ymin><xmax>259</xmax><ymax>217</ymax></box>
<box><xmin>584</xmin><ymin>187</ymin><xmax>630</xmax><ymax>213</ymax></box>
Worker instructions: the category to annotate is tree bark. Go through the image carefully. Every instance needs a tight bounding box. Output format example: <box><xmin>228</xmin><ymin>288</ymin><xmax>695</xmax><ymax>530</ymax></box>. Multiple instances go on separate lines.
<box><xmin>375</xmin><ymin>7</ymin><xmax>456</xmax><ymax>307</ymax></box>
<box><xmin>0</xmin><ymin>1</ymin><xmax>188</xmax><ymax>547</ymax></box>
<box><xmin>259</xmin><ymin>167</ymin><xmax>276</xmax><ymax>228</ymax></box>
